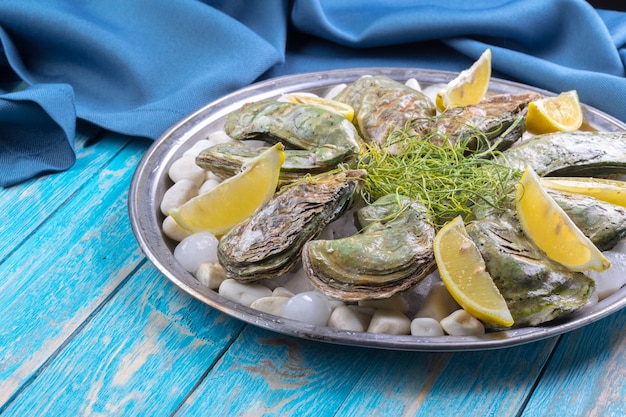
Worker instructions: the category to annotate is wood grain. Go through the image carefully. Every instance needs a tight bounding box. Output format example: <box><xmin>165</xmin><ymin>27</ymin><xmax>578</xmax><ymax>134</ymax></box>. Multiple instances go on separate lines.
<box><xmin>177</xmin><ymin>325</ymin><xmax>378</xmax><ymax>416</ymax></box>
<box><xmin>2</xmin><ymin>263</ymin><xmax>244</xmax><ymax>417</ymax></box>
<box><xmin>522</xmin><ymin>308</ymin><xmax>626</xmax><ymax>417</ymax></box>
<box><xmin>177</xmin><ymin>325</ymin><xmax>558</xmax><ymax>417</ymax></box>
<box><xmin>0</xmin><ymin>135</ymin><xmax>148</xmax><ymax>408</ymax></box>
<box><xmin>0</xmin><ymin>131</ymin><xmax>133</xmax><ymax>261</ymax></box>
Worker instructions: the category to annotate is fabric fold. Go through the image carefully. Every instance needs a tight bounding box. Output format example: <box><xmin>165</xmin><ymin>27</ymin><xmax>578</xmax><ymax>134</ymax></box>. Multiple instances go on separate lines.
<box><xmin>0</xmin><ymin>83</ymin><xmax>76</xmax><ymax>187</ymax></box>
<box><xmin>0</xmin><ymin>0</ymin><xmax>625</xmax><ymax>186</ymax></box>
<box><xmin>289</xmin><ymin>0</ymin><xmax>626</xmax><ymax>122</ymax></box>
<box><xmin>0</xmin><ymin>0</ymin><xmax>288</xmax><ymax>185</ymax></box>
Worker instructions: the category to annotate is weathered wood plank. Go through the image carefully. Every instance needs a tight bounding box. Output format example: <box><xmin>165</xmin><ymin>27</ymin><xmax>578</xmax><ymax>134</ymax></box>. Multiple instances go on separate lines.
<box><xmin>1</xmin><ymin>263</ymin><xmax>245</xmax><ymax>417</ymax></box>
<box><xmin>177</xmin><ymin>327</ymin><xmax>556</xmax><ymax>416</ymax></box>
<box><xmin>0</xmin><ymin>129</ymin><xmax>138</xmax><ymax>261</ymax></box>
<box><xmin>410</xmin><ymin>339</ymin><xmax>556</xmax><ymax>417</ymax></box>
<box><xmin>522</xmin><ymin>308</ymin><xmax>626</xmax><ymax>417</ymax></box>
<box><xmin>175</xmin><ymin>325</ymin><xmax>379</xmax><ymax>417</ymax></box>
<box><xmin>0</xmin><ymin>136</ymin><xmax>150</xmax><ymax>407</ymax></box>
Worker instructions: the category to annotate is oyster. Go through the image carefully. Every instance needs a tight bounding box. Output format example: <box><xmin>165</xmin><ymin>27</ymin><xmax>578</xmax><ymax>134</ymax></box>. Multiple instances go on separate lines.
<box><xmin>466</xmin><ymin>212</ymin><xmax>595</xmax><ymax>327</ymax></box>
<box><xmin>422</xmin><ymin>93</ymin><xmax>540</xmax><ymax>150</ymax></box>
<box><xmin>333</xmin><ymin>76</ymin><xmax>436</xmax><ymax>147</ymax></box>
<box><xmin>302</xmin><ymin>194</ymin><xmax>437</xmax><ymax>301</ymax></box>
<box><xmin>196</xmin><ymin>141</ymin><xmax>355</xmax><ymax>185</ymax></box>
<box><xmin>223</xmin><ymin>99</ymin><xmax>364</xmax><ymax>153</ymax></box>
<box><xmin>497</xmin><ymin>131</ymin><xmax>626</xmax><ymax>176</ymax></box>
<box><xmin>218</xmin><ymin>169</ymin><xmax>366</xmax><ymax>281</ymax></box>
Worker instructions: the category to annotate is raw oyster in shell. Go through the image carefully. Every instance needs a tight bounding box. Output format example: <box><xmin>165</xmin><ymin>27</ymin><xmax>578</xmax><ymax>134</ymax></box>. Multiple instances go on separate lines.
<box><xmin>333</xmin><ymin>75</ymin><xmax>435</xmax><ymax>147</ymax></box>
<box><xmin>422</xmin><ymin>92</ymin><xmax>540</xmax><ymax>150</ymax></box>
<box><xmin>496</xmin><ymin>131</ymin><xmax>626</xmax><ymax>176</ymax></box>
<box><xmin>466</xmin><ymin>212</ymin><xmax>595</xmax><ymax>328</ymax></box>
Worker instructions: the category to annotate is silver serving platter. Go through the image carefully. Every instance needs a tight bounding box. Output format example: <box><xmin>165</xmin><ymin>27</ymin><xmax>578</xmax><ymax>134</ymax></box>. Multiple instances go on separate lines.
<box><xmin>129</xmin><ymin>68</ymin><xmax>626</xmax><ymax>351</ymax></box>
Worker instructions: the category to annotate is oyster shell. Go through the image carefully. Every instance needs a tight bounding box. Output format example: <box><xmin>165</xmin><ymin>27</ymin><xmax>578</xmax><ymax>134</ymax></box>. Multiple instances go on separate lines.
<box><xmin>466</xmin><ymin>212</ymin><xmax>595</xmax><ymax>328</ymax></box>
<box><xmin>196</xmin><ymin>141</ymin><xmax>355</xmax><ymax>185</ymax></box>
<box><xmin>223</xmin><ymin>99</ymin><xmax>364</xmax><ymax>153</ymax></box>
<box><xmin>218</xmin><ymin>169</ymin><xmax>366</xmax><ymax>281</ymax></box>
<box><xmin>302</xmin><ymin>194</ymin><xmax>437</xmax><ymax>301</ymax></box>
<box><xmin>496</xmin><ymin>131</ymin><xmax>626</xmax><ymax>176</ymax></box>
<box><xmin>333</xmin><ymin>75</ymin><xmax>436</xmax><ymax>147</ymax></box>
<box><xmin>422</xmin><ymin>93</ymin><xmax>540</xmax><ymax>150</ymax></box>
<box><xmin>548</xmin><ymin>188</ymin><xmax>626</xmax><ymax>251</ymax></box>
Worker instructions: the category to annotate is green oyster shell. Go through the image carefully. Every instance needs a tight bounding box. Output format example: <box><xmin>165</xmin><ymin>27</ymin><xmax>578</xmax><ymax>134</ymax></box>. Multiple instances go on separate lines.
<box><xmin>466</xmin><ymin>213</ymin><xmax>595</xmax><ymax>328</ymax></box>
<box><xmin>497</xmin><ymin>131</ymin><xmax>626</xmax><ymax>176</ymax></box>
<box><xmin>223</xmin><ymin>99</ymin><xmax>364</xmax><ymax>153</ymax></box>
<box><xmin>217</xmin><ymin>169</ymin><xmax>366</xmax><ymax>282</ymax></box>
<box><xmin>423</xmin><ymin>92</ymin><xmax>539</xmax><ymax>151</ymax></box>
<box><xmin>549</xmin><ymin>188</ymin><xmax>626</xmax><ymax>251</ymax></box>
<box><xmin>334</xmin><ymin>76</ymin><xmax>436</xmax><ymax>146</ymax></box>
<box><xmin>196</xmin><ymin>141</ymin><xmax>355</xmax><ymax>186</ymax></box>
<box><xmin>302</xmin><ymin>194</ymin><xmax>437</xmax><ymax>301</ymax></box>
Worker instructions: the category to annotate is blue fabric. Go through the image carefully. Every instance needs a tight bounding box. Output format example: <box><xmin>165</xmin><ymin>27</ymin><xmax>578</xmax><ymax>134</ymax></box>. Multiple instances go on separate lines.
<box><xmin>1</xmin><ymin>0</ymin><xmax>625</xmax><ymax>186</ymax></box>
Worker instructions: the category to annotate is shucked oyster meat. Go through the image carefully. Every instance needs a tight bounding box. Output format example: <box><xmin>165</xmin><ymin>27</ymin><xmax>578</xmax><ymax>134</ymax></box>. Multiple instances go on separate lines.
<box><xmin>303</xmin><ymin>194</ymin><xmax>437</xmax><ymax>301</ymax></box>
<box><xmin>218</xmin><ymin>169</ymin><xmax>366</xmax><ymax>282</ymax></box>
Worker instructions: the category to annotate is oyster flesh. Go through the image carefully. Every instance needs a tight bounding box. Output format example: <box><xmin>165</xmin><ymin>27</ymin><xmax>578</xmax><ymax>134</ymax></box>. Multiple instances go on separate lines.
<box><xmin>218</xmin><ymin>169</ymin><xmax>366</xmax><ymax>281</ymax></box>
<box><xmin>302</xmin><ymin>194</ymin><xmax>437</xmax><ymax>301</ymax></box>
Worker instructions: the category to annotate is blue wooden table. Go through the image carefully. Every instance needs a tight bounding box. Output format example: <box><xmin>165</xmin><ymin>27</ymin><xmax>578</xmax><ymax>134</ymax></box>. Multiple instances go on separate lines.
<box><xmin>1</xmin><ymin>127</ymin><xmax>625</xmax><ymax>417</ymax></box>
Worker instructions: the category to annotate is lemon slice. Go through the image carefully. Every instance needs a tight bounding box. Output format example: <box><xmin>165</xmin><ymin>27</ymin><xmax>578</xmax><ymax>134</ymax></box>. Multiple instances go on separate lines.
<box><xmin>541</xmin><ymin>177</ymin><xmax>626</xmax><ymax>208</ymax></box>
<box><xmin>525</xmin><ymin>90</ymin><xmax>583</xmax><ymax>134</ymax></box>
<box><xmin>434</xmin><ymin>215</ymin><xmax>514</xmax><ymax>327</ymax></box>
<box><xmin>516</xmin><ymin>166</ymin><xmax>611</xmax><ymax>272</ymax></box>
<box><xmin>169</xmin><ymin>143</ymin><xmax>285</xmax><ymax>235</ymax></box>
<box><xmin>435</xmin><ymin>49</ymin><xmax>492</xmax><ymax>111</ymax></box>
<box><xmin>280</xmin><ymin>92</ymin><xmax>355</xmax><ymax>121</ymax></box>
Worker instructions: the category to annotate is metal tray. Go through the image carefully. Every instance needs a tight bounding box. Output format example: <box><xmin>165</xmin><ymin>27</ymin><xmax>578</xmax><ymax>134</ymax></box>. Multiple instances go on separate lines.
<box><xmin>128</xmin><ymin>68</ymin><xmax>626</xmax><ymax>351</ymax></box>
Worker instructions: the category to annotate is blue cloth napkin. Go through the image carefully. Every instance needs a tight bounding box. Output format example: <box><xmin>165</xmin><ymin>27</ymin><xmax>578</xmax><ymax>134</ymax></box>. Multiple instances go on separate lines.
<box><xmin>1</xmin><ymin>0</ymin><xmax>625</xmax><ymax>186</ymax></box>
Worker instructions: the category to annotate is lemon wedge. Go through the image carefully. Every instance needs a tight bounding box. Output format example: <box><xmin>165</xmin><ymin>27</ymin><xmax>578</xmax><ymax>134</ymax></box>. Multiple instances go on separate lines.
<box><xmin>435</xmin><ymin>49</ymin><xmax>492</xmax><ymax>111</ymax></box>
<box><xmin>280</xmin><ymin>92</ymin><xmax>355</xmax><ymax>122</ymax></box>
<box><xmin>516</xmin><ymin>166</ymin><xmax>611</xmax><ymax>272</ymax></box>
<box><xmin>525</xmin><ymin>90</ymin><xmax>583</xmax><ymax>134</ymax></box>
<box><xmin>434</xmin><ymin>215</ymin><xmax>514</xmax><ymax>327</ymax></box>
<box><xmin>541</xmin><ymin>177</ymin><xmax>626</xmax><ymax>208</ymax></box>
<box><xmin>169</xmin><ymin>143</ymin><xmax>285</xmax><ymax>236</ymax></box>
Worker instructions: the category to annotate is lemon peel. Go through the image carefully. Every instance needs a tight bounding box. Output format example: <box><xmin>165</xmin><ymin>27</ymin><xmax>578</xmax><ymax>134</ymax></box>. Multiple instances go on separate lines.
<box><xmin>541</xmin><ymin>177</ymin><xmax>626</xmax><ymax>208</ymax></box>
<box><xmin>280</xmin><ymin>92</ymin><xmax>355</xmax><ymax>121</ymax></box>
